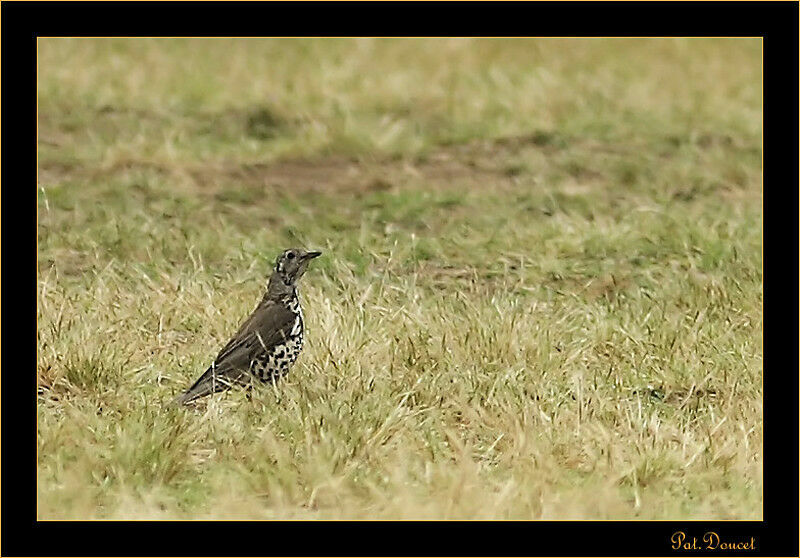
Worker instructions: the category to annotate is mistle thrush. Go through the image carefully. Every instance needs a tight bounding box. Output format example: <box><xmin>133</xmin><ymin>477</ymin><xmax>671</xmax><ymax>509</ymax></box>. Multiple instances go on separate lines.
<box><xmin>173</xmin><ymin>248</ymin><xmax>322</xmax><ymax>405</ymax></box>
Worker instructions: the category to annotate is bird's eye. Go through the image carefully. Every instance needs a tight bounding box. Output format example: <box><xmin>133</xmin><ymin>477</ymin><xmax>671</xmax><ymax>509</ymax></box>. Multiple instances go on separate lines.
<box><xmin>287</xmin><ymin>252</ymin><xmax>295</xmax><ymax>260</ymax></box>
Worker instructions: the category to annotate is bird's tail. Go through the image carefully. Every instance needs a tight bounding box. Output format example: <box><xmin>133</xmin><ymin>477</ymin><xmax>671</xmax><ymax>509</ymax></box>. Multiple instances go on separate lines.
<box><xmin>170</xmin><ymin>390</ymin><xmax>200</xmax><ymax>406</ymax></box>
<box><xmin>170</xmin><ymin>365</ymin><xmax>240</xmax><ymax>406</ymax></box>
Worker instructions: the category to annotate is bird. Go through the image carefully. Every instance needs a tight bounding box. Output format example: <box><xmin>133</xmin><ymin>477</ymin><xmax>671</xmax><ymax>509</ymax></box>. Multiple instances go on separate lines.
<box><xmin>173</xmin><ymin>248</ymin><xmax>322</xmax><ymax>405</ymax></box>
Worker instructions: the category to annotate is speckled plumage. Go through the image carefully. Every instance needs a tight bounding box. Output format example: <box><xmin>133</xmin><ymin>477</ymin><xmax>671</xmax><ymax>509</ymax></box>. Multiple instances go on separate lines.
<box><xmin>250</xmin><ymin>292</ymin><xmax>305</xmax><ymax>382</ymax></box>
<box><xmin>173</xmin><ymin>248</ymin><xmax>321</xmax><ymax>405</ymax></box>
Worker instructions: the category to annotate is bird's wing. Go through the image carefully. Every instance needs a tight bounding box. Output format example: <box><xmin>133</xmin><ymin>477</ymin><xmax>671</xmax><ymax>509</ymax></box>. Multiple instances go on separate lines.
<box><xmin>212</xmin><ymin>299</ymin><xmax>297</xmax><ymax>370</ymax></box>
<box><xmin>174</xmin><ymin>300</ymin><xmax>297</xmax><ymax>404</ymax></box>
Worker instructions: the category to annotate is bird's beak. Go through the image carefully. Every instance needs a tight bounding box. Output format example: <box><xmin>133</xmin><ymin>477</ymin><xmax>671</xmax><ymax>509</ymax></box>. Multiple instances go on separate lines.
<box><xmin>304</xmin><ymin>250</ymin><xmax>322</xmax><ymax>260</ymax></box>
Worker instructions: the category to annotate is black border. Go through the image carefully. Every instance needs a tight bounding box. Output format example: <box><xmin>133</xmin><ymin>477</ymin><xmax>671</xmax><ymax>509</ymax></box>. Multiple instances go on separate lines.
<box><xmin>7</xmin><ymin>1</ymin><xmax>797</xmax><ymax>556</ymax></box>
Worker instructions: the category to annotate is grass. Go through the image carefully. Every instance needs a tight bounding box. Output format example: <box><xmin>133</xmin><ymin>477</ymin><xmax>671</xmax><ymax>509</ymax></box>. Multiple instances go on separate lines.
<box><xmin>37</xmin><ymin>38</ymin><xmax>762</xmax><ymax>519</ymax></box>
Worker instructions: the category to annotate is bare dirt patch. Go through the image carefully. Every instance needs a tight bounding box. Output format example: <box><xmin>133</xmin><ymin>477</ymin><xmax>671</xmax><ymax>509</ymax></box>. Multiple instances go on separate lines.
<box><xmin>39</xmin><ymin>140</ymin><xmax>535</xmax><ymax>196</ymax></box>
<box><xmin>38</xmin><ymin>130</ymin><xmax>759</xmax><ymax>205</ymax></box>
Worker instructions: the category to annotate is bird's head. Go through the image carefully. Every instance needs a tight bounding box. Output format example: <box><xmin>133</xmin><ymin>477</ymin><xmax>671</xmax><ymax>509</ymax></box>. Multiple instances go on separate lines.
<box><xmin>269</xmin><ymin>248</ymin><xmax>322</xmax><ymax>292</ymax></box>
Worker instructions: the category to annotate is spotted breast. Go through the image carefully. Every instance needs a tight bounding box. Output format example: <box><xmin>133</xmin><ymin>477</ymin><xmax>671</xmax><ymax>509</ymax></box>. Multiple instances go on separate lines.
<box><xmin>251</xmin><ymin>291</ymin><xmax>304</xmax><ymax>382</ymax></box>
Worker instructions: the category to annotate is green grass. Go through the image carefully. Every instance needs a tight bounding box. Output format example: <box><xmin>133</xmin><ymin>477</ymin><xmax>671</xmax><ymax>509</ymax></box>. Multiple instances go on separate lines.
<box><xmin>37</xmin><ymin>38</ymin><xmax>762</xmax><ymax>519</ymax></box>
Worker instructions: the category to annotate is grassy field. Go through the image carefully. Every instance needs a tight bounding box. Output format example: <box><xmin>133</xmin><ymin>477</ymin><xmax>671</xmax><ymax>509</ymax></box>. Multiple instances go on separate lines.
<box><xmin>37</xmin><ymin>38</ymin><xmax>762</xmax><ymax>519</ymax></box>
